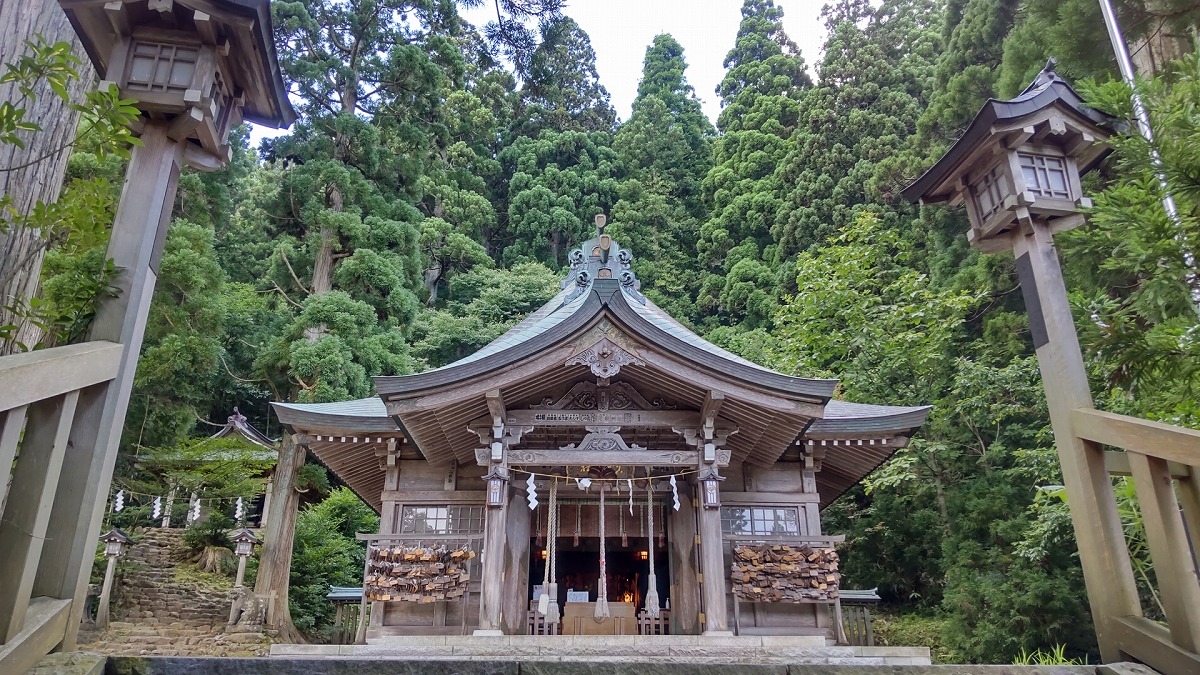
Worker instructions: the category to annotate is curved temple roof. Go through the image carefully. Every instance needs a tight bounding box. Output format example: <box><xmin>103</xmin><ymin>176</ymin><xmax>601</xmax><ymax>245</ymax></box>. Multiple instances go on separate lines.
<box><xmin>273</xmin><ymin>221</ymin><xmax>930</xmax><ymax>511</ymax></box>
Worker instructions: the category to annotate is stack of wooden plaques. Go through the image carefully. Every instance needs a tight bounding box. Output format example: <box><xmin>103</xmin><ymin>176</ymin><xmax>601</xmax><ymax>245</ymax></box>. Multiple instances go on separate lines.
<box><xmin>364</xmin><ymin>544</ymin><xmax>475</xmax><ymax>603</ymax></box>
<box><xmin>730</xmin><ymin>544</ymin><xmax>841</xmax><ymax>602</ymax></box>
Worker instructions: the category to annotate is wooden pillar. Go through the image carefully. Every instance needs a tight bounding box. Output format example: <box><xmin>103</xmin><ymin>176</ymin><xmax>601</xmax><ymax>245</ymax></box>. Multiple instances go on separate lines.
<box><xmin>697</xmin><ymin>479</ymin><xmax>729</xmax><ymax>634</ymax></box>
<box><xmin>476</xmin><ymin>469</ymin><xmax>508</xmax><ymax>634</ymax></box>
<box><xmin>1013</xmin><ymin>221</ymin><xmax>1141</xmax><ymax>660</ymax></box>
<box><xmin>260</xmin><ymin>477</ymin><xmax>273</xmax><ymax>528</ymax></box>
<box><xmin>161</xmin><ymin>486</ymin><xmax>175</xmax><ymax>528</ymax></box>
<box><xmin>253</xmin><ymin>431</ymin><xmax>308</xmax><ymax>640</ymax></box>
<box><xmin>31</xmin><ymin>122</ymin><xmax>185</xmax><ymax>650</ymax></box>
<box><xmin>501</xmin><ymin>487</ymin><xmax>531</xmax><ymax>635</ymax></box>
<box><xmin>378</xmin><ymin>440</ymin><xmax>400</xmax><ymax>533</ymax></box>
<box><xmin>668</xmin><ymin>485</ymin><xmax>701</xmax><ymax>635</ymax></box>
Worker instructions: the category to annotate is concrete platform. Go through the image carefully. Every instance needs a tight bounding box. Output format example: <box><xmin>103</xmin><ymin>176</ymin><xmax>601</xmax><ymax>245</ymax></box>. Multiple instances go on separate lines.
<box><xmin>269</xmin><ymin>635</ymin><xmax>932</xmax><ymax>666</ymax></box>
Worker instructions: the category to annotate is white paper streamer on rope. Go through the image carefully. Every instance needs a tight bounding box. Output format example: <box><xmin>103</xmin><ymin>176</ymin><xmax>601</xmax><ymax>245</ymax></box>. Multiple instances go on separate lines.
<box><xmin>526</xmin><ymin>473</ymin><xmax>539</xmax><ymax>510</ymax></box>
<box><xmin>113</xmin><ymin>490</ymin><xmax>124</xmax><ymax>512</ymax></box>
<box><xmin>235</xmin><ymin>497</ymin><xmax>245</xmax><ymax>521</ymax></box>
<box><xmin>152</xmin><ymin>496</ymin><xmax>162</xmax><ymax>519</ymax></box>
<box><xmin>577</xmin><ymin>478</ymin><xmax>592</xmax><ymax>491</ymax></box>
<box><xmin>627</xmin><ymin>480</ymin><xmax>633</xmax><ymax>515</ymax></box>
<box><xmin>669</xmin><ymin>475</ymin><xmax>680</xmax><ymax>511</ymax></box>
<box><xmin>190</xmin><ymin>496</ymin><xmax>201</xmax><ymax>522</ymax></box>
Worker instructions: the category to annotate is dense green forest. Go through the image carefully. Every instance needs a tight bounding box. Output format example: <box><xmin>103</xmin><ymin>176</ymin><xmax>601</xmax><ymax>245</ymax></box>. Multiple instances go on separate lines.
<box><xmin>6</xmin><ymin>0</ymin><xmax>1200</xmax><ymax>660</ymax></box>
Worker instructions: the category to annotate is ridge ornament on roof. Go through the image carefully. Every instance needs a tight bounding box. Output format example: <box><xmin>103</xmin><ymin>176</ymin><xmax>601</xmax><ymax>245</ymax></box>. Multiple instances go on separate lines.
<box><xmin>565</xmin><ymin>215</ymin><xmax>647</xmax><ymax>305</ymax></box>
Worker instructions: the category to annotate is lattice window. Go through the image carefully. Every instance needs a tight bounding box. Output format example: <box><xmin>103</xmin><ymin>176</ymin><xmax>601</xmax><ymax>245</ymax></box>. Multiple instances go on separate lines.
<box><xmin>127</xmin><ymin>42</ymin><xmax>197</xmax><ymax>93</ymax></box>
<box><xmin>721</xmin><ymin>506</ymin><xmax>800</xmax><ymax>536</ymax></box>
<box><xmin>399</xmin><ymin>505</ymin><xmax>485</xmax><ymax>535</ymax></box>
<box><xmin>1019</xmin><ymin>153</ymin><xmax>1071</xmax><ymax>199</ymax></box>
<box><xmin>971</xmin><ymin>164</ymin><xmax>1008</xmax><ymax>222</ymax></box>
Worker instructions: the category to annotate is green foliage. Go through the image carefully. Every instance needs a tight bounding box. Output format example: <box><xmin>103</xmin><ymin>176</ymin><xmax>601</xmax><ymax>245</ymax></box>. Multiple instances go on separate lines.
<box><xmin>296</xmin><ymin>464</ymin><xmax>332</xmax><ymax>496</ymax></box>
<box><xmin>1061</xmin><ymin>58</ymin><xmax>1200</xmax><ymax>425</ymax></box>
<box><xmin>873</xmin><ymin>611</ymin><xmax>958</xmax><ymax>663</ymax></box>
<box><xmin>516</xmin><ymin>17</ymin><xmax>617</xmax><ymax>136</ymax></box>
<box><xmin>288</xmin><ymin>488</ymin><xmax>379</xmax><ymax>637</ymax></box>
<box><xmin>181</xmin><ymin>511</ymin><xmax>235</xmax><ymax>554</ymax></box>
<box><xmin>132</xmin><ymin>436</ymin><xmax>274</xmax><ymax>501</ymax></box>
<box><xmin>1013</xmin><ymin>644</ymin><xmax>1088</xmax><ymax>666</ymax></box>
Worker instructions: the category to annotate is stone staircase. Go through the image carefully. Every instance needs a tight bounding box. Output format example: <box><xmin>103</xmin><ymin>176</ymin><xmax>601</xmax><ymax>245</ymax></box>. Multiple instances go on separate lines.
<box><xmin>75</xmin><ymin>527</ymin><xmax>270</xmax><ymax>658</ymax></box>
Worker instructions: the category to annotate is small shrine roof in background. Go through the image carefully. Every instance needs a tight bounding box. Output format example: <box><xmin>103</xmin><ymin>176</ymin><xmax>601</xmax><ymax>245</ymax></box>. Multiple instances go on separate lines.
<box><xmin>210</xmin><ymin>406</ymin><xmax>277</xmax><ymax>450</ymax></box>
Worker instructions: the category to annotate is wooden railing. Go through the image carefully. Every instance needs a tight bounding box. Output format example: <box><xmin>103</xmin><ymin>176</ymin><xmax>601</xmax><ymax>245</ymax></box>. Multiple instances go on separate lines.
<box><xmin>0</xmin><ymin>341</ymin><xmax>123</xmax><ymax>673</ymax></box>
<box><xmin>1073</xmin><ymin>408</ymin><xmax>1200</xmax><ymax>674</ymax></box>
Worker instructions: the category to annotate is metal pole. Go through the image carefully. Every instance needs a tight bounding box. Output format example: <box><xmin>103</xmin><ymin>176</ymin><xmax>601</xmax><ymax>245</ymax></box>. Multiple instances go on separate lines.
<box><xmin>1097</xmin><ymin>0</ymin><xmax>1200</xmax><ymax>313</ymax></box>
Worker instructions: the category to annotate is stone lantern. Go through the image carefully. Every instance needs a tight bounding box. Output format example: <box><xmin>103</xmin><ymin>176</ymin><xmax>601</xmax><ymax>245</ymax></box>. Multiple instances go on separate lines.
<box><xmin>95</xmin><ymin>528</ymin><xmax>131</xmax><ymax>630</ymax></box>
<box><xmin>228</xmin><ymin>527</ymin><xmax>260</xmax><ymax>623</ymax></box>
<box><xmin>902</xmin><ymin>60</ymin><xmax>1137</xmax><ymax>660</ymax></box>
<box><xmin>903</xmin><ymin>59</ymin><xmax>1111</xmax><ymax>254</ymax></box>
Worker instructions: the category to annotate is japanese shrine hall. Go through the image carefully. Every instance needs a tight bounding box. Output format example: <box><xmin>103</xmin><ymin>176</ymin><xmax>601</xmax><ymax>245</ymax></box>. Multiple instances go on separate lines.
<box><xmin>272</xmin><ymin>220</ymin><xmax>930</xmax><ymax>641</ymax></box>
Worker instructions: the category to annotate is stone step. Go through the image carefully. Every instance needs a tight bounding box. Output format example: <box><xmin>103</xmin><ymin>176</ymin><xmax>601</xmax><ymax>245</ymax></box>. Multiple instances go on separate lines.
<box><xmin>105</xmin><ymin>657</ymin><xmax>1114</xmax><ymax>674</ymax></box>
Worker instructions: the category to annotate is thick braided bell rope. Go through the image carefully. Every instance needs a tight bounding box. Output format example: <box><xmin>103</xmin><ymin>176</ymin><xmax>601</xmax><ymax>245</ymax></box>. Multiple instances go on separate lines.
<box><xmin>595</xmin><ymin>486</ymin><xmax>610</xmax><ymax>619</ymax></box>
<box><xmin>541</xmin><ymin>479</ymin><xmax>561</xmax><ymax>624</ymax></box>
<box><xmin>644</xmin><ymin>483</ymin><xmax>660</xmax><ymax>617</ymax></box>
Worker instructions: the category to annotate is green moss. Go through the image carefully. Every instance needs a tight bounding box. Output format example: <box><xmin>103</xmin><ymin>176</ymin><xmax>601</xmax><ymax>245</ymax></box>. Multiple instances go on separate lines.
<box><xmin>173</xmin><ymin>562</ymin><xmax>234</xmax><ymax>591</ymax></box>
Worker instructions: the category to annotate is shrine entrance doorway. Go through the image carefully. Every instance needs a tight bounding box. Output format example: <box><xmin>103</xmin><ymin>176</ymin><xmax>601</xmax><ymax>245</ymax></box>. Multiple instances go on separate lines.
<box><xmin>526</xmin><ymin>494</ymin><xmax>673</xmax><ymax>636</ymax></box>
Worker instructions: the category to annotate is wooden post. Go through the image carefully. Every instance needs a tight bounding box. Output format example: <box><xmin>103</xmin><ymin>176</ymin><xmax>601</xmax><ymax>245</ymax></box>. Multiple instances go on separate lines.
<box><xmin>1012</xmin><ymin>221</ymin><xmax>1141</xmax><ymax>660</ymax></box>
<box><xmin>696</xmin><ymin>480</ymin><xmax>729</xmax><ymax>634</ymax></box>
<box><xmin>94</xmin><ymin>555</ymin><xmax>117</xmax><ymax>631</ymax></box>
<box><xmin>31</xmin><ymin>122</ymin><xmax>185</xmax><ymax>650</ymax></box>
<box><xmin>0</xmin><ymin>390</ymin><xmax>79</xmax><ymax>641</ymax></box>
<box><xmin>476</xmin><ymin>472</ymin><xmax>508</xmax><ymax>634</ymax></box>
<box><xmin>501</xmin><ymin>487</ymin><xmax>531</xmax><ymax>635</ymax></box>
<box><xmin>668</xmin><ymin>486</ymin><xmax>701</xmax><ymax>635</ymax></box>
<box><xmin>161</xmin><ymin>486</ymin><xmax>175</xmax><ymax>528</ymax></box>
<box><xmin>260</xmin><ymin>477</ymin><xmax>272</xmax><ymax>528</ymax></box>
<box><xmin>253</xmin><ymin>432</ymin><xmax>307</xmax><ymax>641</ymax></box>
<box><xmin>1127</xmin><ymin>451</ymin><xmax>1200</xmax><ymax>651</ymax></box>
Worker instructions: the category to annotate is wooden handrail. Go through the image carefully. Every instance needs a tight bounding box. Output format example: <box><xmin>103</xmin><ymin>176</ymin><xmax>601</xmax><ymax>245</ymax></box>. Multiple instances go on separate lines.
<box><xmin>0</xmin><ymin>341</ymin><xmax>122</xmax><ymax>413</ymax></box>
<box><xmin>1072</xmin><ymin>408</ymin><xmax>1200</xmax><ymax>466</ymax></box>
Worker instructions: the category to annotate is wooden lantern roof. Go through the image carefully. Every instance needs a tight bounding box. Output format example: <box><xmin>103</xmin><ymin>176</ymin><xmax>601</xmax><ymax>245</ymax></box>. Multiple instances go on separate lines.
<box><xmin>274</xmin><ymin>224</ymin><xmax>930</xmax><ymax>511</ymax></box>
<box><xmin>59</xmin><ymin>0</ymin><xmax>295</xmax><ymax>128</ymax></box>
<box><xmin>901</xmin><ymin>60</ymin><xmax>1113</xmax><ymax>207</ymax></box>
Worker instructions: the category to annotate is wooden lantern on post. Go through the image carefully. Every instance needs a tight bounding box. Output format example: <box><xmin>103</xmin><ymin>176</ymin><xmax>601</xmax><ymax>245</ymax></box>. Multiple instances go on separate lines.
<box><xmin>46</xmin><ymin>0</ymin><xmax>294</xmax><ymax>650</ymax></box>
<box><xmin>901</xmin><ymin>60</ymin><xmax>1144</xmax><ymax>662</ymax></box>
<box><xmin>904</xmin><ymin>59</ymin><xmax>1111</xmax><ymax>253</ymax></box>
<box><xmin>483</xmin><ymin>465</ymin><xmax>509</xmax><ymax>508</ymax></box>
<box><xmin>60</xmin><ymin>0</ymin><xmax>295</xmax><ymax>171</ymax></box>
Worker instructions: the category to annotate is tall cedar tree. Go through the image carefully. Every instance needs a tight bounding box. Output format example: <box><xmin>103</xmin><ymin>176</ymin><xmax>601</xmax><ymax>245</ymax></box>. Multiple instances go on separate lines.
<box><xmin>515</xmin><ymin>17</ymin><xmax>617</xmax><ymax>136</ymax></box>
<box><xmin>611</xmin><ymin>35</ymin><xmax>714</xmax><ymax>322</ymax></box>
<box><xmin>697</xmin><ymin>0</ymin><xmax>809</xmax><ymax>329</ymax></box>
<box><xmin>255</xmin><ymin>0</ymin><xmax>466</xmax><ymax>402</ymax></box>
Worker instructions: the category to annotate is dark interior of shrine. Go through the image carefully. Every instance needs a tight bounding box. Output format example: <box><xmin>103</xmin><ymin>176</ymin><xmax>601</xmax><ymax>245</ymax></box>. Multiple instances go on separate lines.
<box><xmin>528</xmin><ymin>537</ymin><xmax>670</xmax><ymax>610</ymax></box>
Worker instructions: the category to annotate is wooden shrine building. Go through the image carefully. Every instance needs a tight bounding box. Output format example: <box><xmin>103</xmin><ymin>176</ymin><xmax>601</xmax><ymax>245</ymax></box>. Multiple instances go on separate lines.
<box><xmin>272</xmin><ymin>219</ymin><xmax>929</xmax><ymax>641</ymax></box>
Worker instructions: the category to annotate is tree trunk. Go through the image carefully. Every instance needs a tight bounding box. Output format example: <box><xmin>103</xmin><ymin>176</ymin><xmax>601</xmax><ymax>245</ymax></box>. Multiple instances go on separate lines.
<box><xmin>1130</xmin><ymin>0</ymin><xmax>1193</xmax><ymax>76</ymax></box>
<box><xmin>0</xmin><ymin>0</ymin><xmax>92</xmax><ymax>354</ymax></box>
<box><xmin>254</xmin><ymin>432</ymin><xmax>307</xmax><ymax>642</ymax></box>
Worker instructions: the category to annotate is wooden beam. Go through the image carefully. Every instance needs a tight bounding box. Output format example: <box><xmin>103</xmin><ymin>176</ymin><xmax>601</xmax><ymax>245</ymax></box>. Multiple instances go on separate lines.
<box><xmin>1111</xmin><ymin>615</ymin><xmax>1200</xmax><ymax>675</ymax></box>
<box><xmin>0</xmin><ymin>341</ymin><xmax>121</xmax><ymax>414</ymax></box>
<box><xmin>1127</xmin><ymin>451</ymin><xmax>1200</xmax><ymax>651</ymax></box>
<box><xmin>701</xmin><ymin>391</ymin><xmax>725</xmax><ymax>433</ymax></box>
<box><xmin>488</xmin><ymin>447</ymin><xmax>721</xmax><ymax>468</ymax></box>
<box><xmin>1104</xmin><ymin>450</ymin><xmax>1191</xmax><ymax>479</ymax></box>
<box><xmin>103</xmin><ymin>1</ymin><xmax>131</xmax><ymax>35</ymax></box>
<box><xmin>481</xmin><ymin>409</ymin><xmax>703</xmax><ymax>429</ymax></box>
<box><xmin>1074</xmin><ymin>408</ymin><xmax>1200</xmax><ymax>467</ymax></box>
<box><xmin>192</xmin><ymin>10</ymin><xmax>218</xmax><ymax>44</ymax></box>
<box><xmin>0</xmin><ymin>391</ymin><xmax>78</xmax><ymax>641</ymax></box>
<box><xmin>0</xmin><ymin>597</ymin><xmax>71</xmax><ymax>675</ymax></box>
